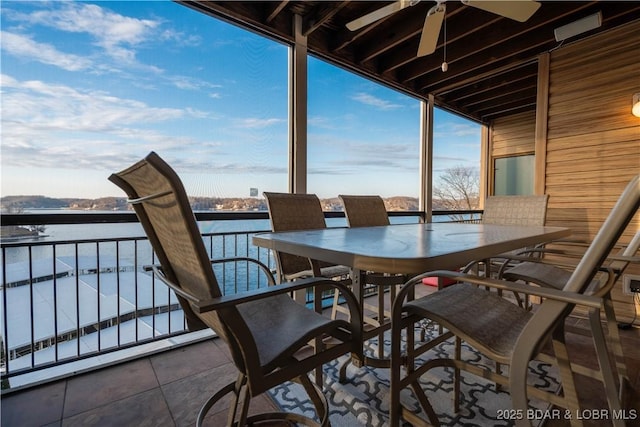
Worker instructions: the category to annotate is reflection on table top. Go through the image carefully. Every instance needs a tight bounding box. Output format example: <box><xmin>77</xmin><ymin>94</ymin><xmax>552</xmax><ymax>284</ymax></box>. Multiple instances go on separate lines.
<box><xmin>253</xmin><ymin>222</ymin><xmax>571</xmax><ymax>274</ymax></box>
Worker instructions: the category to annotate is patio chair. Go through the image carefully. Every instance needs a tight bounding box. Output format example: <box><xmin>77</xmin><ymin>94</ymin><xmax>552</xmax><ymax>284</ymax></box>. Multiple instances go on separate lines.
<box><xmin>500</xmin><ymin>230</ymin><xmax>640</xmax><ymax>403</ymax></box>
<box><xmin>390</xmin><ymin>174</ymin><xmax>639</xmax><ymax>427</ymax></box>
<box><xmin>339</xmin><ymin>194</ymin><xmax>391</xmax><ymax>228</ymax></box>
<box><xmin>462</xmin><ymin>194</ymin><xmax>550</xmax><ymax>313</ymax></box>
<box><xmin>264</xmin><ymin>191</ymin><xmax>357</xmax><ymax>384</ymax></box>
<box><xmin>463</xmin><ymin>194</ymin><xmax>549</xmax><ymax>277</ymax></box>
<box><xmin>109</xmin><ymin>152</ymin><xmax>363</xmax><ymax>427</ymax></box>
<box><xmin>338</xmin><ymin>195</ymin><xmax>408</xmax><ymax>360</ymax></box>
<box><xmin>482</xmin><ymin>194</ymin><xmax>549</xmax><ymax>227</ymax></box>
<box><xmin>263</xmin><ymin>192</ymin><xmax>351</xmax><ymax>286</ymax></box>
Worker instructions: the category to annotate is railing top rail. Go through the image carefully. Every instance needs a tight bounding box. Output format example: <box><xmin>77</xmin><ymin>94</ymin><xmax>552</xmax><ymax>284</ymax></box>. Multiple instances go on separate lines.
<box><xmin>1</xmin><ymin>209</ymin><xmax>480</xmax><ymax>226</ymax></box>
<box><xmin>1</xmin><ymin>229</ymin><xmax>273</xmax><ymax>248</ymax></box>
<box><xmin>1</xmin><ymin>211</ymin><xmax>270</xmax><ymax>226</ymax></box>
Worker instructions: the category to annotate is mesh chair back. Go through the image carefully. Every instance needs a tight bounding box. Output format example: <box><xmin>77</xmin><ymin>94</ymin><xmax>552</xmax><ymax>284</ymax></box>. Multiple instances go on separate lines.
<box><xmin>263</xmin><ymin>192</ymin><xmax>327</xmax><ymax>277</ymax></box>
<box><xmin>109</xmin><ymin>152</ymin><xmax>227</xmax><ymax>334</ymax></box>
<box><xmin>482</xmin><ymin>195</ymin><xmax>548</xmax><ymax>226</ymax></box>
<box><xmin>339</xmin><ymin>195</ymin><xmax>390</xmax><ymax>227</ymax></box>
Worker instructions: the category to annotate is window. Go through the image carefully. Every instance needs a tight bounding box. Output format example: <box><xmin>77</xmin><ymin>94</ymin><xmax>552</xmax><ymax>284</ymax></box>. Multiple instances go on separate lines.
<box><xmin>494</xmin><ymin>155</ymin><xmax>534</xmax><ymax>195</ymax></box>
<box><xmin>306</xmin><ymin>57</ymin><xmax>421</xmax><ymax>212</ymax></box>
<box><xmin>1</xmin><ymin>2</ymin><xmax>289</xmax><ymax>205</ymax></box>
<box><xmin>432</xmin><ymin>109</ymin><xmax>482</xmax><ymax>212</ymax></box>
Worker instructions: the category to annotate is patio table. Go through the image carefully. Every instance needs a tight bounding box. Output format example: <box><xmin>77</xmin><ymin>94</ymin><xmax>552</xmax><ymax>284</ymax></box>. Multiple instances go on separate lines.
<box><xmin>252</xmin><ymin>222</ymin><xmax>570</xmax><ymax>367</ymax></box>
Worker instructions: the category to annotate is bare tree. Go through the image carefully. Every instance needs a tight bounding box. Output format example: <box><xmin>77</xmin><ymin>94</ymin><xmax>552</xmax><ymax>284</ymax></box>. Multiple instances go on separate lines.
<box><xmin>433</xmin><ymin>165</ymin><xmax>480</xmax><ymax>220</ymax></box>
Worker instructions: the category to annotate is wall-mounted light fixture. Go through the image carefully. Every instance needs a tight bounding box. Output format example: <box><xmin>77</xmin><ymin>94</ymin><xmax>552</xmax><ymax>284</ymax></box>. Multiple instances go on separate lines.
<box><xmin>633</xmin><ymin>93</ymin><xmax>640</xmax><ymax>117</ymax></box>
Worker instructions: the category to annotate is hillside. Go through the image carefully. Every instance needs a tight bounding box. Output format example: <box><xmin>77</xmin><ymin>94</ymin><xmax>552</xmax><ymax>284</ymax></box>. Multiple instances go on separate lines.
<box><xmin>1</xmin><ymin>195</ymin><xmax>420</xmax><ymax>212</ymax></box>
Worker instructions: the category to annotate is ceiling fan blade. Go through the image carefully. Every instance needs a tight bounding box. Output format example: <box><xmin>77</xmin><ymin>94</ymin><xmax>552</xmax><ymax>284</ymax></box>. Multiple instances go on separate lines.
<box><xmin>346</xmin><ymin>1</ymin><xmax>407</xmax><ymax>31</ymax></box>
<box><xmin>463</xmin><ymin>0</ymin><xmax>541</xmax><ymax>22</ymax></box>
<box><xmin>417</xmin><ymin>4</ymin><xmax>445</xmax><ymax>57</ymax></box>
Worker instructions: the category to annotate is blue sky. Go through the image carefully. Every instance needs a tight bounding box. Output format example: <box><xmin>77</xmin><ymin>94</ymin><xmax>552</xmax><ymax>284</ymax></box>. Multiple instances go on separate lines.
<box><xmin>1</xmin><ymin>1</ymin><xmax>481</xmax><ymax>200</ymax></box>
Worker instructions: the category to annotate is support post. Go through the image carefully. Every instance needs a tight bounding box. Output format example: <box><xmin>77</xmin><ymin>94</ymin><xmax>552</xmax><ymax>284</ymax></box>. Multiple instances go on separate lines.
<box><xmin>289</xmin><ymin>14</ymin><xmax>308</xmax><ymax>194</ymax></box>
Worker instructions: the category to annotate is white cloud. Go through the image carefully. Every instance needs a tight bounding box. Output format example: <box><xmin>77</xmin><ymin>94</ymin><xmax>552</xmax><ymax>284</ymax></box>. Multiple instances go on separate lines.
<box><xmin>3</xmin><ymin>77</ymin><xmax>188</xmax><ymax>130</ymax></box>
<box><xmin>435</xmin><ymin>122</ymin><xmax>481</xmax><ymax>138</ymax></box>
<box><xmin>308</xmin><ymin>115</ymin><xmax>339</xmax><ymax>130</ymax></box>
<box><xmin>27</xmin><ymin>3</ymin><xmax>158</xmax><ymax>61</ymax></box>
<box><xmin>451</xmin><ymin>123</ymin><xmax>481</xmax><ymax>137</ymax></box>
<box><xmin>30</xmin><ymin>2</ymin><xmax>160</xmax><ymax>47</ymax></box>
<box><xmin>159</xmin><ymin>28</ymin><xmax>202</xmax><ymax>47</ymax></box>
<box><xmin>235</xmin><ymin>118</ymin><xmax>285</xmax><ymax>129</ymax></box>
<box><xmin>169</xmin><ymin>75</ymin><xmax>224</xmax><ymax>92</ymax></box>
<box><xmin>351</xmin><ymin>92</ymin><xmax>402</xmax><ymax>110</ymax></box>
<box><xmin>0</xmin><ymin>74</ymin><xmax>214</xmax><ymax>171</ymax></box>
<box><xmin>0</xmin><ymin>31</ymin><xmax>93</xmax><ymax>71</ymax></box>
<box><xmin>305</xmin><ymin>136</ymin><xmax>418</xmax><ymax>172</ymax></box>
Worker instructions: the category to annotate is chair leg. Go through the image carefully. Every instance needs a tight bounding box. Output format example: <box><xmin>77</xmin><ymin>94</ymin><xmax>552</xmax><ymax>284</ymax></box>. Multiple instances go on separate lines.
<box><xmin>598</xmin><ymin>296</ymin><xmax>632</xmax><ymax>408</ymax></box>
<box><xmin>377</xmin><ymin>286</ymin><xmax>386</xmax><ymax>359</ymax></box>
<box><xmin>550</xmin><ymin>327</ymin><xmax>582</xmax><ymax>427</ymax></box>
<box><xmin>389</xmin><ymin>315</ymin><xmax>404</xmax><ymax>427</ymax></box>
<box><xmin>409</xmin><ymin>381</ymin><xmax>441</xmax><ymax>427</ymax></box>
<box><xmin>234</xmin><ymin>378</ymin><xmax>252</xmax><ymax>427</ymax></box>
<box><xmin>331</xmin><ymin>289</ymin><xmax>341</xmax><ymax>320</ymax></box>
<box><xmin>602</xmin><ymin>296</ymin><xmax>628</xmax><ymax>381</ymax></box>
<box><xmin>197</xmin><ymin>374</ymin><xmax>249</xmax><ymax>427</ymax></box>
<box><xmin>589</xmin><ymin>308</ymin><xmax>625</xmax><ymax>427</ymax></box>
<box><xmin>297</xmin><ymin>374</ymin><xmax>330</xmax><ymax>427</ymax></box>
<box><xmin>453</xmin><ymin>337</ymin><xmax>461</xmax><ymax>412</ymax></box>
<box><xmin>338</xmin><ymin>357</ymin><xmax>351</xmax><ymax>384</ymax></box>
<box><xmin>314</xmin><ymin>335</ymin><xmax>325</xmax><ymax>387</ymax></box>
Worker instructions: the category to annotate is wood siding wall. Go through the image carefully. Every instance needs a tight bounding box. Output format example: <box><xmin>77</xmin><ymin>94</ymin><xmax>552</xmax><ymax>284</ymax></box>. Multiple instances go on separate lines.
<box><xmin>490</xmin><ymin>19</ymin><xmax>640</xmax><ymax>322</ymax></box>
<box><xmin>491</xmin><ymin>111</ymin><xmax>536</xmax><ymax>158</ymax></box>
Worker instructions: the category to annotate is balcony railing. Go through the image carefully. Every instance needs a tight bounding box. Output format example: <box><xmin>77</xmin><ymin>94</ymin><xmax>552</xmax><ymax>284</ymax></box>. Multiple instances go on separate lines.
<box><xmin>0</xmin><ymin>210</ymin><xmax>481</xmax><ymax>389</ymax></box>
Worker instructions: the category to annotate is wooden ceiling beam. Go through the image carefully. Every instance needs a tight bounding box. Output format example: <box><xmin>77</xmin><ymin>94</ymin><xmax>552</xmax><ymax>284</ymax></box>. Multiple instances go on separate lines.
<box><xmin>479</xmin><ymin>102</ymin><xmax>537</xmax><ymax>121</ymax></box>
<box><xmin>352</xmin><ymin>6</ymin><xmax>428</xmax><ymax>63</ymax></box>
<box><xmin>450</xmin><ymin>70</ymin><xmax>538</xmax><ymax>103</ymax></box>
<box><xmin>421</xmin><ymin>56</ymin><xmax>538</xmax><ymax>98</ymax></box>
<box><xmin>465</xmin><ymin>86</ymin><xmax>538</xmax><ymax>110</ymax></box>
<box><xmin>302</xmin><ymin>2</ymin><xmax>350</xmax><ymax>37</ymax></box>
<box><xmin>330</xmin><ymin>2</ymin><xmax>391</xmax><ymax>54</ymax></box>
<box><xmin>398</xmin><ymin>2</ymin><xmax>595</xmax><ymax>84</ymax></box>
<box><xmin>266</xmin><ymin>1</ymin><xmax>289</xmax><ymax>23</ymax></box>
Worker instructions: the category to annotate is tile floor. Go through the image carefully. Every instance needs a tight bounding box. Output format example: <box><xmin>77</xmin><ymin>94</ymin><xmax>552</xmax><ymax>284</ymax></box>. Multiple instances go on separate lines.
<box><xmin>2</xmin><ymin>311</ymin><xmax>640</xmax><ymax>426</ymax></box>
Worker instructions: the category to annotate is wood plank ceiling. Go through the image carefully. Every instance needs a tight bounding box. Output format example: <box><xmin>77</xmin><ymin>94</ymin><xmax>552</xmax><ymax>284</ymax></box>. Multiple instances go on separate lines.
<box><xmin>183</xmin><ymin>1</ymin><xmax>640</xmax><ymax>124</ymax></box>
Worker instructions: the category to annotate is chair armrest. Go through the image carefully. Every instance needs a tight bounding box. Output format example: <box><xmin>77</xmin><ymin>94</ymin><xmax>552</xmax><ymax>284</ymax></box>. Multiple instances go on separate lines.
<box><xmin>194</xmin><ymin>277</ymin><xmax>357</xmax><ymax>313</ymax></box>
<box><xmin>145</xmin><ymin>264</ymin><xmax>201</xmax><ymax>303</ymax></box>
<box><xmin>144</xmin><ymin>256</ymin><xmax>276</xmax><ymax>299</ymax></box>
<box><xmin>538</xmin><ymin>238</ymin><xmax>590</xmax><ymax>247</ymax></box>
<box><xmin>208</xmin><ymin>256</ymin><xmax>276</xmax><ymax>286</ymax></box>
<box><xmin>605</xmin><ymin>255</ymin><xmax>640</xmax><ymax>263</ymax></box>
<box><xmin>516</xmin><ymin>247</ymin><xmax>586</xmax><ymax>258</ymax></box>
<box><xmin>518</xmin><ymin>239</ymin><xmax>638</xmax><ymax>260</ymax></box>
<box><xmin>145</xmin><ymin>263</ymin><xmax>360</xmax><ymax>316</ymax></box>
<box><xmin>497</xmin><ymin>255</ymin><xmax>584</xmax><ymax>271</ymax></box>
<box><xmin>404</xmin><ymin>270</ymin><xmax>605</xmax><ymax>309</ymax></box>
<box><xmin>496</xmin><ymin>252</ymin><xmax>640</xmax><ymax>272</ymax></box>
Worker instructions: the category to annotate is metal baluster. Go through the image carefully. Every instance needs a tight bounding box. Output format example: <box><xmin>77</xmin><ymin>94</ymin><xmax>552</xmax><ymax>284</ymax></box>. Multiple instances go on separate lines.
<box><xmin>52</xmin><ymin>244</ymin><xmax>59</xmax><ymax>363</ymax></box>
<box><xmin>2</xmin><ymin>247</ymin><xmax>10</xmax><ymax>376</ymax></box>
<box><xmin>28</xmin><ymin>246</ymin><xmax>35</xmax><ymax>369</ymax></box>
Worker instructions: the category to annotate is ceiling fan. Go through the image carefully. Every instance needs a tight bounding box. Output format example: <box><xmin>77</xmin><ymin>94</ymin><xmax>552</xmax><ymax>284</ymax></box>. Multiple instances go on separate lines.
<box><xmin>346</xmin><ymin>0</ymin><xmax>541</xmax><ymax>57</ymax></box>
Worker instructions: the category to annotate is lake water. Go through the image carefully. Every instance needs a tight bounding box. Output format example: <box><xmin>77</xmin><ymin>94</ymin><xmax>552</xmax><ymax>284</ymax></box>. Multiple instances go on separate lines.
<box><xmin>2</xmin><ymin>209</ymin><xmax>464</xmax><ymax>268</ymax></box>
<box><xmin>0</xmin><ymin>209</ymin><xmax>468</xmax><ymax>369</ymax></box>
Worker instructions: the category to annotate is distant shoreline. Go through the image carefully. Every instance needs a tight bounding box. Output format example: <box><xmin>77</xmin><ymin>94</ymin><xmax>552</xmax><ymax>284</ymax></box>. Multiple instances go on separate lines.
<box><xmin>1</xmin><ymin>195</ymin><xmax>421</xmax><ymax>212</ymax></box>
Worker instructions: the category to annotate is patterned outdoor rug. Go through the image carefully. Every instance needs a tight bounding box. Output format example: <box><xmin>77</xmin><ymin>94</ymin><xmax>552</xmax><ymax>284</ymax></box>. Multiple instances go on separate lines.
<box><xmin>269</xmin><ymin>324</ymin><xmax>560</xmax><ymax>426</ymax></box>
